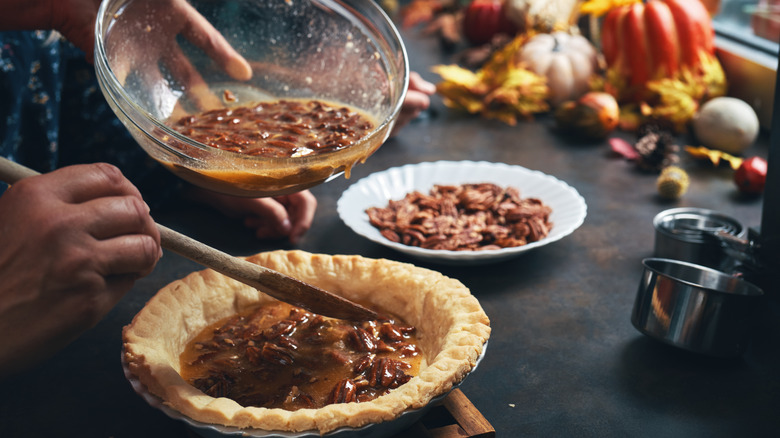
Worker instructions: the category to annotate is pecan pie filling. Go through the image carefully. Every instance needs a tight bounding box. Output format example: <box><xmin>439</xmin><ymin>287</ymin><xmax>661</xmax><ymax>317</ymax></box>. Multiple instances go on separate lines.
<box><xmin>179</xmin><ymin>302</ymin><xmax>421</xmax><ymax>411</ymax></box>
<box><xmin>169</xmin><ymin>99</ymin><xmax>375</xmax><ymax>158</ymax></box>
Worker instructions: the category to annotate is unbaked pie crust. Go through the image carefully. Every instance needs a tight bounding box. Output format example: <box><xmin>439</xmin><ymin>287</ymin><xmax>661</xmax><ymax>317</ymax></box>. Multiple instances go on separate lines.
<box><xmin>123</xmin><ymin>250</ymin><xmax>490</xmax><ymax>434</ymax></box>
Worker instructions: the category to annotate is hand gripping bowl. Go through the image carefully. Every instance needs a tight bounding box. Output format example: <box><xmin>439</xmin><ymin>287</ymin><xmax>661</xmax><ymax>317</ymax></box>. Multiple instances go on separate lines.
<box><xmin>94</xmin><ymin>0</ymin><xmax>408</xmax><ymax>197</ymax></box>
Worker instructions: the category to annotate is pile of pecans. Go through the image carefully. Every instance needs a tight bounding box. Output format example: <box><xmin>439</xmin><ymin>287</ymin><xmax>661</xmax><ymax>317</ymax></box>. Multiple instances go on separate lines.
<box><xmin>366</xmin><ymin>183</ymin><xmax>553</xmax><ymax>251</ymax></box>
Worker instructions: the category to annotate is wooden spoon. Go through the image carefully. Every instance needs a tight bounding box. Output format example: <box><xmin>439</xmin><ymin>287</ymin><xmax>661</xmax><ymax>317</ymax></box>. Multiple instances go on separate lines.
<box><xmin>0</xmin><ymin>157</ymin><xmax>378</xmax><ymax>321</ymax></box>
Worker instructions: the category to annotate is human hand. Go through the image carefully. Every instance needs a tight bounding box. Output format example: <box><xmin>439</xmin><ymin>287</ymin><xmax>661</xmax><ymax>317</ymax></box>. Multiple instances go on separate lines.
<box><xmin>390</xmin><ymin>71</ymin><xmax>436</xmax><ymax>138</ymax></box>
<box><xmin>188</xmin><ymin>189</ymin><xmax>318</xmax><ymax>244</ymax></box>
<box><xmin>1</xmin><ymin>0</ymin><xmax>100</xmax><ymax>57</ymax></box>
<box><xmin>0</xmin><ymin>163</ymin><xmax>161</xmax><ymax>378</ymax></box>
<box><xmin>3</xmin><ymin>0</ymin><xmax>251</xmax><ymax>108</ymax></box>
<box><xmin>50</xmin><ymin>0</ymin><xmax>102</xmax><ymax>58</ymax></box>
<box><xmin>106</xmin><ymin>0</ymin><xmax>252</xmax><ymax>112</ymax></box>
<box><xmin>65</xmin><ymin>0</ymin><xmax>252</xmax><ymax>82</ymax></box>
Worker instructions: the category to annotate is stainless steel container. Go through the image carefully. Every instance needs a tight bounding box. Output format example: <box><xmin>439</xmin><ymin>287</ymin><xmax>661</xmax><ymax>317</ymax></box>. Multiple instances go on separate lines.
<box><xmin>653</xmin><ymin>208</ymin><xmax>745</xmax><ymax>271</ymax></box>
<box><xmin>631</xmin><ymin>258</ymin><xmax>764</xmax><ymax>357</ymax></box>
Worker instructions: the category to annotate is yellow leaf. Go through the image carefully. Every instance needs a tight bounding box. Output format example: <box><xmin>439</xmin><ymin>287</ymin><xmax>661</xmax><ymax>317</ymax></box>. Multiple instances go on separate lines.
<box><xmin>436</xmin><ymin>82</ymin><xmax>485</xmax><ymax>114</ymax></box>
<box><xmin>485</xmin><ymin>69</ymin><xmax>548</xmax><ymax>115</ymax></box>
<box><xmin>697</xmin><ymin>51</ymin><xmax>728</xmax><ymax>100</ymax></box>
<box><xmin>580</xmin><ymin>0</ymin><xmax>640</xmax><ymax>17</ymax></box>
<box><xmin>605</xmin><ymin>43</ymin><xmax>729</xmax><ymax>132</ymax></box>
<box><xmin>482</xmin><ymin>34</ymin><xmax>532</xmax><ymax>77</ymax></box>
<box><xmin>432</xmin><ymin>65</ymin><xmax>482</xmax><ymax>89</ymax></box>
<box><xmin>645</xmin><ymin>77</ymin><xmax>700</xmax><ymax>131</ymax></box>
<box><xmin>639</xmin><ymin>102</ymin><xmax>653</xmax><ymax>117</ymax></box>
<box><xmin>431</xmin><ymin>34</ymin><xmax>549</xmax><ymax>125</ymax></box>
<box><xmin>685</xmin><ymin>145</ymin><xmax>744</xmax><ymax>169</ymax></box>
<box><xmin>483</xmin><ymin>108</ymin><xmax>521</xmax><ymax>126</ymax></box>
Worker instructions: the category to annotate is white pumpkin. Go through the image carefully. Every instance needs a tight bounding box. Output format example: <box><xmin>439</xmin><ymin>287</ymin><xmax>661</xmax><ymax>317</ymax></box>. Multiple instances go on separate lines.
<box><xmin>504</xmin><ymin>0</ymin><xmax>581</xmax><ymax>32</ymax></box>
<box><xmin>516</xmin><ymin>31</ymin><xmax>598</xmax><ymax>107</ymax></box>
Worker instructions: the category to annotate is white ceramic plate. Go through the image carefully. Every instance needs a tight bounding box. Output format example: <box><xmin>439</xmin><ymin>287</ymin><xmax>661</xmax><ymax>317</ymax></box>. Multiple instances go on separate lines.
<box><xmin>122</xmin><ymin>342</ymin><xmax>487</xmax><ymax>438</ymax></box>
<box><xmin>337</xmin><ymin>161</ymin><xmax>587</xmax><ymax>265</ymax></box>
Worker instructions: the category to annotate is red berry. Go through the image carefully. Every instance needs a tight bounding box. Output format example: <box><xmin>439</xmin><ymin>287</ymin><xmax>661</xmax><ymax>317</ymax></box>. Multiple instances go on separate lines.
<box><xmin>734</xmin><ymin>156</ymin><xmax>768</xmax><ymax>194</ymax></box>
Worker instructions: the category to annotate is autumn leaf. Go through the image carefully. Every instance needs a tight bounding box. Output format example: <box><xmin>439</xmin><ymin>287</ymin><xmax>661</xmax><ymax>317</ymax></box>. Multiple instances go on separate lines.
<box><xmin>645</xmin><ymin>77</ymin><xmax>700</xmax><ymax>132</ymax></box>
<box><xmin>609</xmin><ymin>137</ymin><xmax>640</xmax><ymax>160</ymax></box>
<box><xmin>481</xmin><ymin>33</ymin><xmax>533</xmax><ymax>78</ymax></box>
<box><xmin>436</xmin><ymin>81</ymin><xmax>486</xmax><ymax>114</ymax></box>
<box><xmin>400</xmin><ymin>0</ymin><xmax>444</xmax><ymax>28</ymax></box>
<box><xmin>580</xmin><ymin>0</ymin><xmax>641</xmax><ymax>17</ymax></box>
<box><xmin>604</xmin><ymin>45</ymin><xmax>727</xmax><ymax>132</ymax></box>
<box><xmin>432</xmin><ymin>65</ymin><xmax>484</xmax><ymax>91</ymax></box>
<box><xmin>698</xmin><ymin>51</ymin><xmax>728</xmax><ymax>100</ymax></box>
<box><xmin>685</xmin><ymin>145</ymin><xmax>744</xmax><ymax>169</ymax></box>
<box><xmin>432</xmin><ymin>34</ymin><xmax>548</xmax><ymax>125</ymax></box>
<box><xmin>483</xmin><ymin>68</ymin><xmax>549</xmax><ymax>124</ymax></box>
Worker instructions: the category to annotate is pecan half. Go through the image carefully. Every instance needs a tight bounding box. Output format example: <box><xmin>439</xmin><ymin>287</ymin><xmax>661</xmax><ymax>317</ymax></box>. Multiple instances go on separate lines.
<box><xmin>328</xmin><ymin>379</ymin><xmax>358</xmax><ymax>404</ymax></box>
<box><xmin>348</xmin><ymin>326</ymin><xmax>378</xmax><ymax>353</ymax></box>
<box><xmin>193</xmin><ymin>372</ymin><xmax>234</xmax><ymax>398</ymax></box>
<box><xmin>366</xmin><ymin>358</ymin><xmax>412</xmax><ymax>389</ymax></box>
<box><xmin>259</xmin><ymin>342</ymin><xmax>295</xmax><ymax>366</ymax></box>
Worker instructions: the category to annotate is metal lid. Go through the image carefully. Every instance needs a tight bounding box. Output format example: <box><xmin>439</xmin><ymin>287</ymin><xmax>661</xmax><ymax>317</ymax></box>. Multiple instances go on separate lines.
<box><xmin>653</xmin><ymin>208</ymin><xmax>744</xmax><ymax>244</ymax></box>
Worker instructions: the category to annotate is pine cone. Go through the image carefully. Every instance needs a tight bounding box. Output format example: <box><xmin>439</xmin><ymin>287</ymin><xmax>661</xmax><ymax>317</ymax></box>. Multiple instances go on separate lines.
<box><xmin>634</xmin><ymin>130</ymin><xmax>679</xmax><ymax>172</ymax></box>
<box><xmin>637</xmin><ymin>118</ymin><xmax>676</xmax><ymax>138</ymax></box>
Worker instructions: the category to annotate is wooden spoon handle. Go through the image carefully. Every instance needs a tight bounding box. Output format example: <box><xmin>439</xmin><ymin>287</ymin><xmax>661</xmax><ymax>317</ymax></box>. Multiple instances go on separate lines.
<box><xmin>157</xmin><ymin>224</ymin><xmax>378</xmax><ymax>320</ymax></box>
<box><xmin>0</xmin><ymin>157</ymin><xmax>378</xmax><ymax>321</ymax></box>
<box><xmin>0</xmin><ymin>156</ymin><xmax>38</xmax><ymax>181</ymax></box>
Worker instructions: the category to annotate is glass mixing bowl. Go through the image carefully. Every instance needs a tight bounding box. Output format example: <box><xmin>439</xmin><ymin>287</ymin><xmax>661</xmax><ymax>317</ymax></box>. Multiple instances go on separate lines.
<box><xmin>94</xmin><ymin>0</ymin><xmax>408</xmax><ymax>197</ymax></box>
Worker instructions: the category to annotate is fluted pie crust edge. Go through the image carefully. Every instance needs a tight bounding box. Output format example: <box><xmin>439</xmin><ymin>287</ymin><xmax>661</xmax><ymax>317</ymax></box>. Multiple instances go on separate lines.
<box><xmin>123</xmin><ymin>250</ymin><xmax>491</xmax><ymax>434</ymax></box>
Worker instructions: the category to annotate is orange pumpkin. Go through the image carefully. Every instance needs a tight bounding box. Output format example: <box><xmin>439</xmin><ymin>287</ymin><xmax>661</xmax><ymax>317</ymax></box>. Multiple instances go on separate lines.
<box><xmin>601</xmin><ymin>0</ymin><xmax>715</xmax><ymax>101</ymax></box>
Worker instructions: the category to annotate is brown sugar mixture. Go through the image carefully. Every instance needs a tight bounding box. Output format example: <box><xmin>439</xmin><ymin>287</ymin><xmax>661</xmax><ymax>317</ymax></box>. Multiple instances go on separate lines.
<box><xmin>367</xmin><ymin>183</ymin><xmax>553</xmax><ymax>251</ymax></box>
<box><xmin>169</xmin><ymin>99</ymin><xmax>375</xmax><ymax>158</ymax></box>
<box><xmin>179</xmin><ymin>302</ymin><xmax>421</xmax><ymax>410</ymax></box>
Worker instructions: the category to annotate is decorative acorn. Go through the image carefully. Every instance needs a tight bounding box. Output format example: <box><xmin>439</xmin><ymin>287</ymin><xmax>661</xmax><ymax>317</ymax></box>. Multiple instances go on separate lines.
<box><xmin>656</xmin><ymin>166</ymin><xmax>690</xmax><ymax>199</ymax></box>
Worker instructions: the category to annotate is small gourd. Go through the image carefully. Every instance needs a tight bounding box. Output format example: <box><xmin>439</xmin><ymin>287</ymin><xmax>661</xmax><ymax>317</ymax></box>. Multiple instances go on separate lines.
<box><xmin>515</xmin><ymin>31</ymin><xmax>598</xmax><ymax>107</ymax></box>
<box><xmin>692</xmin><ymin>97</ymin><xmax>760</xmax><ymax>155</ymax></box>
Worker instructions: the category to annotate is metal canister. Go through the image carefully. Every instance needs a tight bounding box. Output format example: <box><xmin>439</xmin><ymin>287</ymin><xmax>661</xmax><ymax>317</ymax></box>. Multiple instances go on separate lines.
<box><xmin>631</xmin><ymin>258</ymin><xmax>764</xmax><ymax>357</ymax></box>
<box><xmin>653</xmin><ymin>208</ymin><xmax>745</xmax><ymax>272</ymax></box>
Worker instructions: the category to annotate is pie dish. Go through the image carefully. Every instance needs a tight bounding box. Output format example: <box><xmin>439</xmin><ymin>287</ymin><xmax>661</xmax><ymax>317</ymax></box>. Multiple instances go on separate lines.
<box><xmin>123</xmin><ymin>250</ymin><xmax>490</xmax><ymax>434</ymax></box>
<box><xmin>121</xmin><ymin>344</ymin><xmax>488</xmax><ymax>438</ymax></box>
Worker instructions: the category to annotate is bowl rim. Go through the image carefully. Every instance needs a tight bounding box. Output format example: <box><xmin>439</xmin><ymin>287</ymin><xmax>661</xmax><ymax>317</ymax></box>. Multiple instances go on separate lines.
<box><xmin>652</xmin><ymin>207</ymin><xmax>745</xmax><ymax>241</ymax></box>
<box><xmin>641</xmin><ymin>257</ymin><xmax>764</xmax><ymax>297</ymax></box>
<box><xmin>93</xmin><ymin>0</ymin><xmax>409</xmax><ymax>165</ymax></box>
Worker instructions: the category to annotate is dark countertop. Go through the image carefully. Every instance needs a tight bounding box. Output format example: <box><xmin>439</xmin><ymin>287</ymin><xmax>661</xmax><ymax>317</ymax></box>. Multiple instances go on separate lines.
<box><xmin>3</xmin><ymin>22</ymin><xmax>779</xmax><ymax>438</ymax></box>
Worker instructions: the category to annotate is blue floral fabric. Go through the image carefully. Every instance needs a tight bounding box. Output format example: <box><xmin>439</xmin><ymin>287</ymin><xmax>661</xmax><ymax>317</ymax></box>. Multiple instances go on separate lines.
<box><xmin>0</xmin><ymin>30</ymin><xmax>182</xmax><ymax>209</ymax></box>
